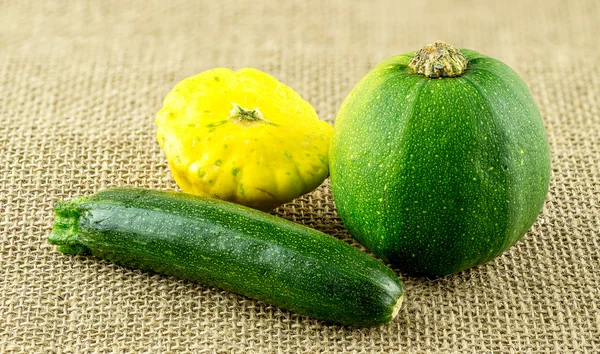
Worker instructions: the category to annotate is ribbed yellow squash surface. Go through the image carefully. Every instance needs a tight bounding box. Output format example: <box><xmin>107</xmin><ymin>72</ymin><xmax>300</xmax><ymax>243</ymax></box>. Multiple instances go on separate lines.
<box><xmin>157</xmin><ymin>68</ymin><xmax>332</xmax><ymax>210</ymax></box>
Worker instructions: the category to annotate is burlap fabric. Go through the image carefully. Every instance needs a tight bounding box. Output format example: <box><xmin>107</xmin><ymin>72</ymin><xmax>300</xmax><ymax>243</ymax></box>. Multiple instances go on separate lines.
<box><xmin>1</xmin><ymin>0</ymin><xmax>599</xmax><ymax>352</ymax></box>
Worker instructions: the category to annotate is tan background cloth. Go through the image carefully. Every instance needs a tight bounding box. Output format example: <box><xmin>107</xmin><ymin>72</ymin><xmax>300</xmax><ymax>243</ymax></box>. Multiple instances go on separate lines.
<box><xmin>1</xmin><ymin>0</ymin><xmax>599</xmax><ymax>352</ymax></box>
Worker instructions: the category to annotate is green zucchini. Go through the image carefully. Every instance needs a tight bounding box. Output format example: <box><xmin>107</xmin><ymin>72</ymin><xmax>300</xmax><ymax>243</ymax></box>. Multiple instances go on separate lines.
<box><xmin>48</xmin><ymin>188</ymin><xmax>403</xmax><ymax>327</ymax></box>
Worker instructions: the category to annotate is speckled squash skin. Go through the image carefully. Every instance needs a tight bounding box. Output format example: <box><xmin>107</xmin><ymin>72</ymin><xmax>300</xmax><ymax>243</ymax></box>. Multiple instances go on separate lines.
<box><xmin>330</xmin><ymin>48</ymin><xmax>551</xmax><ymax>276</ymax></box>
<box><xmin>48</xmin><ymin>188</ymin><xmax>403</xmax><ymax>327</ymax></box>
<box><xmin>156</xmin><ymin>68</ymin><xmax>332</xmax><ymax>211</ymax></box>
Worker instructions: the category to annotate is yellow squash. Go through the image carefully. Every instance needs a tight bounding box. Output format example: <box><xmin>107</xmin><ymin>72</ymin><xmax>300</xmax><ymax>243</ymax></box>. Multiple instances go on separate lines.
<box><xmin>156</xmin><ymin>68</ymin><xmax>332</xmax><ymax>210</ymax></box>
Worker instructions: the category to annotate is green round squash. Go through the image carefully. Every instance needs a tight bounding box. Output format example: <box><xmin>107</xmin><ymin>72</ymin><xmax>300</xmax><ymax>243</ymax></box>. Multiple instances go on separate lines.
<box><xmin>330</xmin><ymin>41</ymin><xmax>551</xmax><ymax>276</ymax></box>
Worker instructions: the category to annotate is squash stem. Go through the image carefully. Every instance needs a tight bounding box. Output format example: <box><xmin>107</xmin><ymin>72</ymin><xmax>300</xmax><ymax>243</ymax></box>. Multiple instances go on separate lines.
<box><xmin>229</xmin><ymin>103</ymin><xmax>275</xmax><ymax>126</ymax></box>
<box><xmin>48</xmin><ymin>196</ymin><xmax>91</xmax><ymax>255</ymax></box>
<box><xmin>408</xmin><ymin>41</ymin><xmax>468</xmax><ymax>78</ymax></box>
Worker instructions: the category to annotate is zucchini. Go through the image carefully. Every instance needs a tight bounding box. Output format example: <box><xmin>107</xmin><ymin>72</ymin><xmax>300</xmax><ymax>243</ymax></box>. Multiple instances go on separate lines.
<box><xmin>49</xmin><ymin>188</ymin><xmax>403</xmax><ymax>327</ymax></box>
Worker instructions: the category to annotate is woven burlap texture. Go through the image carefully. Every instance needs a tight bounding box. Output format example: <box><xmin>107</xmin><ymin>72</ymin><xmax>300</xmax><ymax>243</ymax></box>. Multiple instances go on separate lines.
<box><xmin>1</xmin><ymin>0</ymin><xmax>599</xmax><ymax>353</ymax></box>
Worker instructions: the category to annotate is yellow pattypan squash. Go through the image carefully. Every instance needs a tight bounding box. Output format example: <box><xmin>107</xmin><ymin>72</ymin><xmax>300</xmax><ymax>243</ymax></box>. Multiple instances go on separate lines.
<box><xmin>156</xmin><ymin>68</ymin><xmax>333</xmax><ymax>211</ymax></box>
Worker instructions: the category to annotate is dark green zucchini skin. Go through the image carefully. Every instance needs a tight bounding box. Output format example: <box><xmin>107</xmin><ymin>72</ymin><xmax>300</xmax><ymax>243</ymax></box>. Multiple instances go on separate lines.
<box><xmin>49</xmin><ymin>188</ymin><xmax>403</xmax><ymax>327</ymax></box>
<box><xmin>330</xmin><ymin>49</ymin><xmax>551</xmax><ymax>276</ymax></box>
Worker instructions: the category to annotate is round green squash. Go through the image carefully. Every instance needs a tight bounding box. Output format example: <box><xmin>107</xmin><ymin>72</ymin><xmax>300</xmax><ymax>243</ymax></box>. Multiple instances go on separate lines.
<box><xmin>330</xmin><ymin>41</ymin><xmax>551</xmax><ymax>276</ymax></box>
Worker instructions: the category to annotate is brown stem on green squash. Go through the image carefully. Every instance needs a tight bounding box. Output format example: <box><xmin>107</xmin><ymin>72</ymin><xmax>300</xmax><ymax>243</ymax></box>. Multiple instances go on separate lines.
<box><xmin>408</xmin><ymin>41</ymin><xmax>468</xmax><ymax>78</ymax></box>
